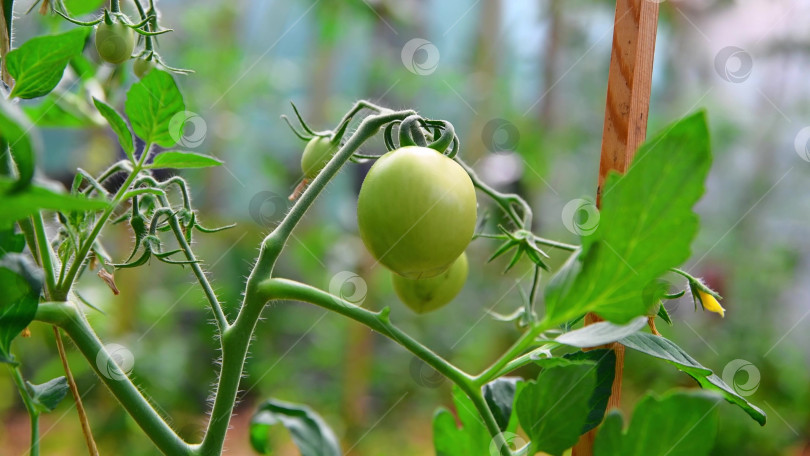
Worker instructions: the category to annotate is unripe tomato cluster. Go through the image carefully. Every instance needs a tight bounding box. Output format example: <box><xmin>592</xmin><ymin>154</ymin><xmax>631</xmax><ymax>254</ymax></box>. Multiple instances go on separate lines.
<box><xmin>356</xmin><ymin>146</ymin><xmax>477</xmax><ymax>313</ymax></box>
<box><xmin>94</xmin><ymin>20</ymin><xmax>155</xmax><ymax>78</ymax></box>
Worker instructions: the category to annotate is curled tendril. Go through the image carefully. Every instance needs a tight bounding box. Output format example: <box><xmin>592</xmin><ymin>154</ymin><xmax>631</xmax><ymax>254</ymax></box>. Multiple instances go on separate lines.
<box><xmin>426</xmin><ymin>121</ymin><xmax>455</xmax><ymax>155</ymax></box>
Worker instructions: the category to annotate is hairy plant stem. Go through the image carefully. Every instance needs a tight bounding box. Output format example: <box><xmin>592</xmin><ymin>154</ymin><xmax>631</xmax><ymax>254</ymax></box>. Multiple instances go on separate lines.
<box><xmin>31</xmin><ymin>102</ymin><xmax>569</xmax><ymax>456</ymax></box>
<box><xmin>164</xmin><ymin>207</ymin><xmax>229</xmax><ymax>333</ymax></box>
<box><xmin>199</xmin><ymin>104</ymin><xmax>420</xmax><ymax>455</ymax></box>
<box><xmin>56</xmin><ymin>147</ymin><xmax>150</xmax><ymax>299</ymax></box>
<box><xmin>9</xmin><ymin>364</ymin><xmax>39</xmax><ymax>456</ymax></box>
<box><xmin>35</xmin><ymin>301</ymin><xmax>194</xmax><ymax>455</ymax></box>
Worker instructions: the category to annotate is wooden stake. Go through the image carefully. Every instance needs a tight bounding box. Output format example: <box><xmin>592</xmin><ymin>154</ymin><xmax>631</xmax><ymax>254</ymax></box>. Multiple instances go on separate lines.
<box><xmin>574</xmin><ymin>0</ymin><xmax>659</xmax><ymax>454</ymax></box>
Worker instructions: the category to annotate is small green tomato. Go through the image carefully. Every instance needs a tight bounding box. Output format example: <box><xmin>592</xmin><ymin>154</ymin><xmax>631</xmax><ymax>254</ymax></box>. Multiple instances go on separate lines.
<box><xmin>301</xmin><ymin>136</ymin><xmax>337</xmax><ymax>178</ymax></box>
<box><xmin>392</xmin><ymin>252</ymin><xmax>468</xmax><ymax>314</ymax></box>
<box><xmin>133</xmin><ymin>58</ymin><xmax>156</xmax><ymax>78</ymax></box>
<box><xmin>95</xmin><ymin>22</ymin><xmax>136</xmax><ymax>64</ymax></box>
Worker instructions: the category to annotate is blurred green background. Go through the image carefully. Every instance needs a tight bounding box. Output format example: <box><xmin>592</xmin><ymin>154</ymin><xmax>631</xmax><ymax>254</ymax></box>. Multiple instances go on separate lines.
<box><xmin>2</xmin><ymin>0</ymin><xmax>809</xmax><ymax>454</ymax></box>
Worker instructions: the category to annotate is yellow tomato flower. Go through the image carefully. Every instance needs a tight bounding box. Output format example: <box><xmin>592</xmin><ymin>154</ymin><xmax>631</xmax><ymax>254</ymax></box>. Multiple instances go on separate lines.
<box><xmin>698</xmin><ymin>290</ymin><xmax>725</xmax><ymax>318</ymax></box>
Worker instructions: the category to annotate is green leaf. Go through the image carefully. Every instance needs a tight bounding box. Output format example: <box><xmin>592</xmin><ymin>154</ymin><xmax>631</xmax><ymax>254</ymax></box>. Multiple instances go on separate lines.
<box><xmin>24</xmin><ymin>94</ymin><xmax>96</xmax><ymax>128</ymax></box>
<box><xmin>433</xmin><ymin>386</ymin><xmax>491</xmax><ymax>456</ymax></box>
<box><xmin>0</xmin><ymin>176</ymin><xmax>109</xmax><ymax>224</ymax></box>
<box><xmin>562</xmin><ymin>349</ymin><xmax>616</xmax><ymax>433</ymax></box>
<box><xmin>0</xmin><ymin>224</ymin><xmax>25</xmax><ymax>255</ymax></box>
<box><xmin>555</xmin><ymin>316</ymin><xmax>647</xmax><ymax>348</ymax></box>
<box><xmin>516</xmin><ymin>363</ymin><xmax>597</xmax><ymax>456</ymax></box>
<box><xmin>0</xmin><ymin>99</ymin><xmax>39</xmax><ymax>191</ymax></box>
<box><xmin>594</xmin><ymin>391</ymin><xmax>720</xmax><ymax>456</ymax></box>
<box><xmin>125</xmin><ymin>70</ymin><xmax>186</xmax><ymax>147</ymax></box>
<box><xmin>483</xmin><ymin>377</ymin><xmax>524</xmax><ymax>433</ymax></box>
<box><xmin>544</xmin><ymin>112</ymin><xmax>711</xmax><ymax>325</ymax></box>
<box><xmin>0</xmin><ymin>253</ymin><xmax>43</xmax><ymax>364</ymax></box>
<box><xmin>621</xmin><ymin>332</ymin><xmax>766</xmax><ymax>425</ymax></box>
<box><xmin>93</xmin><ymin>98</ymin><xmax>134</xmax><ymax>161</ymax></box>
<box><xmin>26</xmin><ymin>376</ymin><xmax>69</xmax><ymax>413</ymax></box>
<box><xmin>63</xmin><ymin>0</ymin><xmax>105</xmax><ymax>15</ymax></box>
<box><xmin>6</xmin><ymin>28</ymin><xmax>89</xmax><ymax>99</ymax></box>
<box><xmin>147</xmin><ymin>151</ymin><xmax>222</xmax><ymax>169</ymax></box>
<box><xmin>249</xmin><ymin>398</ymin><xmax>340</xmax><ymax>456</ymax></box>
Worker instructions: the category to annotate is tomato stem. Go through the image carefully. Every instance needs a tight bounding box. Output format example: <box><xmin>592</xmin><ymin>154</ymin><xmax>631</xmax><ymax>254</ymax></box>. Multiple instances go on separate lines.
<box><xmin>35</xmin><ymin>302</ymin><xmax>195</xmax><ymax>455</ymax></box>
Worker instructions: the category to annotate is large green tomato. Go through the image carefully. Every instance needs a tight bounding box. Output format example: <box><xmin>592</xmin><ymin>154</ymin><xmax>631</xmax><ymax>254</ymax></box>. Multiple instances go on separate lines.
<box><xmin>392</xmin><ymin>252</ymin><xmax>468</xmax><ymax>314</ymax></box>
<box><xmin>301</xmin><ymin>136</ymin><xmax>337</xmax><ymax>178</ymax></box>
<box><xmin>357</xmin><ymin>146</ymin><xmax>477</xmax><ymax>278</ymax></box>
<box><xmin>95</xmin><ymin>22</ymin><xmax>136</xmax><ymax>64</ymax></box>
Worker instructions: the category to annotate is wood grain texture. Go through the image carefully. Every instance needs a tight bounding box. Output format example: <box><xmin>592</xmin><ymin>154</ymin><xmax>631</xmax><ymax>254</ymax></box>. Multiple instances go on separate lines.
<box><xmin>596</xmin><ymin>0</ymin><xmax>659</xmax><ymax>204</ymax></box>
<box><xmin>574</xmin><ymin>1</ymin><xmax>659</xmax><ymax>455</ymax></box>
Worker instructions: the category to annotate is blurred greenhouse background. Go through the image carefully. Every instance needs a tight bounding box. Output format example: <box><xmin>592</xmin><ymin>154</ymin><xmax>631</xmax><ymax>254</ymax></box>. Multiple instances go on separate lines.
<box><xmin>3</xmin><ymin>0</ymin><xmax>810</xmax><ymax>454</ymax></box>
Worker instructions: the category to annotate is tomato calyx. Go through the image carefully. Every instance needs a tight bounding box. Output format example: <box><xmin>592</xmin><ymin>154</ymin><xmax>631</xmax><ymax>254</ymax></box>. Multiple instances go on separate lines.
<box><xmin>485</xmin><ymin>226</ymin><xmax>551</xmax><ymax>272</ymax></box>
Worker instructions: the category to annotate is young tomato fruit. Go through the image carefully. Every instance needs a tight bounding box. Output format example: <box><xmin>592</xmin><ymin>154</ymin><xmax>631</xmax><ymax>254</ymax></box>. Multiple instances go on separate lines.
<box><xmin>95</xmin><ymin>22</ymin><xmax>136</xmax><ymax>64</ymax></box>
<box><xmin>392</xmin><ymin>252</ymin><xmax>468</xmax><ymax>314</ymax></box>
<box><xmin>133</xmin><ymin>58</ymin><xmax>156</xmax><ymax>78</ymax></box>
<box><xmin>357</xmin><ymin>146</ymin><xmax>477</xmax><ymax>279</ymax></box>
<box><xmin>301</xmin><ymin>136</ymin><xmax>337</xmax><ymax>178</ymax></box>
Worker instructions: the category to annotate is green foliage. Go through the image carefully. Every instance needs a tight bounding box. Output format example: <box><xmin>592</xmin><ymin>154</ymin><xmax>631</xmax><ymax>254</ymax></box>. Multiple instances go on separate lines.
<box><xmin>93</xmin><ymin>98</ymin><xmax>135</xmax><ymax>161</ymax></box>
<box><xmin>124</xmin><ymin>70</ymin><xmax>186</xmax><ymax>148</ymax></box>
<box><xmin>621</xmin><ymin>332</ymin><xmax>766</xmax><ymax>425</ymax></box>
<box><xmin>544</xmin><ymin>112</ymin><xmax>711</xmax><ymax>325</ymax></box>
<box><xmin>559</xmin><ymin>349</ymin><xmax>616</xmax><ymax>433</ymax></box>
<box><xmin>555</xmin><ymin>316</ymin><xmax>647</xmax><ymax>348</ymax></box>
<box><xmin>63</xmin><ymin>0</ymin><xmax>105</xmax><ymax>16</ymax></box>
<box><xmin>249</xmin><ymin>398</ymin><xmax>341</xmax><ymax>456</ymax></box>
<box><xmin>147</xmin><ymin>151</ymin><xmax>223</xmax><ymax>169</ymax></box>
<box><xmin>0</xmin><ymin>176</ymin><xmax>109</xmax><ymax>224</ymax></box>
<box><xmin>594</xmin><ymin>391</ymin><xmax>720</xmax><ymax>456</ymax></box>
<box><xmin>516</xmin><ymin>362</ymin><xmax>597</xmax><ymax>456</ymax></box>
<box><xmin>5</xmin><ymin>28</ymin><xmax>89</xmax><ymax>99</ymax></box>
<box><xmin>483</xmin><ymin>377</ymin><xmax>524</xmax><ymax>432</ymax></box>
<box><xmin>0</xmin><ymin>254</ymin><xmax>43</xmax><ymax>364</ymax></box>
<box><xmin>0</xmin><ymin>100</ymin><xmax>38</xmax><ymax>190</ymax></box>
<box><xmin>433</xmin><ymin>386</ymin><xmax>491</xmax><ymax>456</ymax></box>
<box><xmin>26</xmin><ymin>376</ymin><xmax>69</xmax><ymax>413</ymax></box>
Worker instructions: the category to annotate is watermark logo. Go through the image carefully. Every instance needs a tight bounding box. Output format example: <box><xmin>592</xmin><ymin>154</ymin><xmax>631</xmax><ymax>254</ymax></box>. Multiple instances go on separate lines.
<box><xmin>248</xmin><ymin>191</ymin><xmax>286</xmax><ymax>228</ymax></box>
<box><xmin>489</xmin><ymin>432</ymin><xmax>528</xmax><ymax>456</ymax></box>
<box><xmin>482</xmin><ymin>118</ymin><xmax>520</xmax><ymax>154</ymax></box>
<box><xmin>714</xmin><ymin>46</ymin><xmax>753</xmax><ymax>83</ymax></box>
<box><xmin>794</xmin><ymin>126</ymin><xmax>810</xmax><ymax>162</ymax></box>
<box><xmin>169</xmin><ymin>111</ymin><xmax>208</xmax><ymax>149</ymax></box>
<box><xmin>401</xmin><ymin>38</ymin><xmax>440</xmax><ymax>76</ymax></box>
<box><xmin>328</xmin><ymin>271</ymin><xmax>367</xmax><ymax>305</ymax></box>
<box><xmin>561</xmin><ymin>198</ymin><xmax>600</xmax><ymax>236</ymax></box>
<box><xmin>409</xmin><ymin>357</ymin><xmax>444</xmax><ymax>388</ymax></box>
<box><xmin>96</xmin><ymin>343</ymin><xmax>135</xmax><ymax>381</ymax></box>
<box><xmin>722</xmin><ymin>359</ymin><xmax>760</xmax><ymax>397</ymax></box>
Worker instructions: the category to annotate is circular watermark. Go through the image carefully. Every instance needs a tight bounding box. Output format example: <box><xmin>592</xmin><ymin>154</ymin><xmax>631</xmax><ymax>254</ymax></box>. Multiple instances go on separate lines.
<box><xmin>794</xmin><ymin>126</ymin><xmax>810</xmax><ymax>162</ymax></box>
<box><xmin>489</xmin><ymin>432</ymin><xmax>528</xmax><ymax>456</ymax></box>
<box><xmin>481</xmin><ymin>118</ymin><xmax>520</xmax><ymax>154</ymax></box>
<box><xmin>328</xmin><ymin>271</ymin><xmax>367</xmax><ymax>305</ymax></box>
<box><xmin>722</xmin><ymin>359</ymin><xmax>760</xmax><ymax>397</ymax></box>
<box><xmin>561</xmin><ymin>198</ymin><xmax>600</xmax><ymax>236</ymax></box>
<box><xmin>714</xmin><ymin>46</ymin><xmax>753</xmax><ymax>83</ymax></box>
<box><xmin>409</xmin><ymin>357</ymin><xmax>444</xmax><ymax>388</ymax></box>
<box><xmin>248</xmin><ymin>191</ymin><xmax>286</xmax><ymax>228</ymax></box>
<box><xmin>168</xmin><ymin>111</ymin><xmax>208</xmax><ymax>148</ymax></box>
<box><xmin>96</xmin><ymin>343</ymin><xmax>134</xmax><ymax>381</ymax></box>
<box><xmin>401</xmin><ymin>38</ymin><xmax>440</xmax><ymax>76</ymax></box>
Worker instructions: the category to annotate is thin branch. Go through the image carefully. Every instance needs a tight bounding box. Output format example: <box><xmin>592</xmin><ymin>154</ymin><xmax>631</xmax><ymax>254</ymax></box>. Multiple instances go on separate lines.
<box><xmin>53</xmin><ymin>326</ymin><xmax>99</xmax><ymax>456</ymax></box>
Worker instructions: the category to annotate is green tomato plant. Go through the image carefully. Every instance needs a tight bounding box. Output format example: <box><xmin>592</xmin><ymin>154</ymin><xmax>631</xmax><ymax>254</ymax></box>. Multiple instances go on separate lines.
<box><xmin>0</xmin><ymin>2</ymin><xmax>767</xmax><ymax>456</ymax></box>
